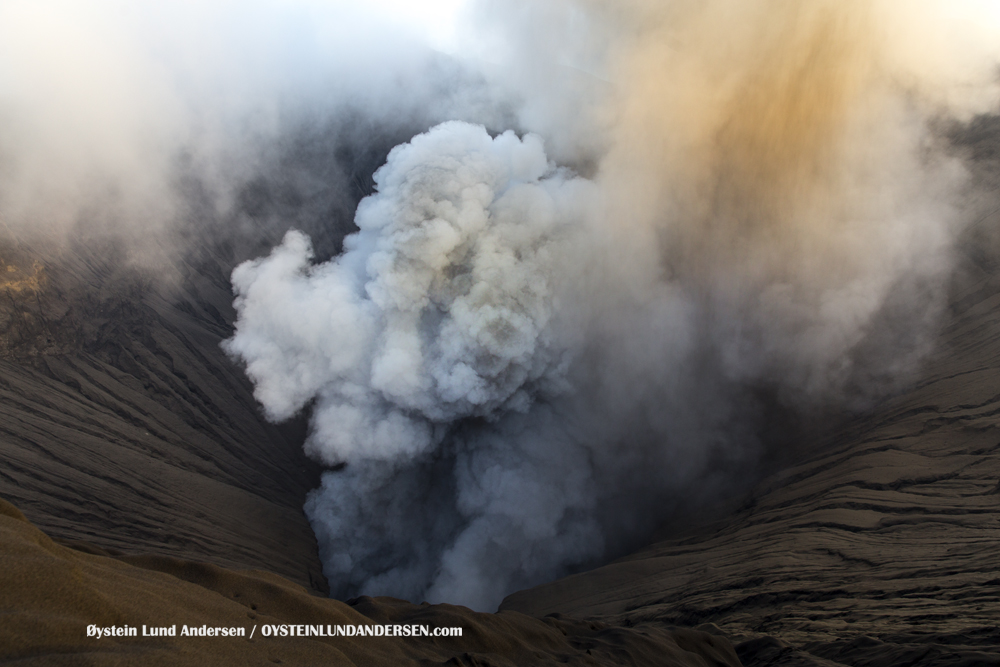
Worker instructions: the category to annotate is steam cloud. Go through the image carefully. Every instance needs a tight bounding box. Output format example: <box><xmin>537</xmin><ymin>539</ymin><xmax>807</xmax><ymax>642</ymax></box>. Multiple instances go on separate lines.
<box><xmin>5</xmin><ymin>0</ymin><xmax>1000</xmax><ymax>611</ymax></box>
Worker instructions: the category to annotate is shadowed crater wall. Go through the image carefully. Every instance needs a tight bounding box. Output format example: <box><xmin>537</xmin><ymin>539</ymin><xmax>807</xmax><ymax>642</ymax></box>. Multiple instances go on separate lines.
<box><xmin>0</xmin><ymin>118</ymin><xmax>418</xmax><ymax>593</ymax></box>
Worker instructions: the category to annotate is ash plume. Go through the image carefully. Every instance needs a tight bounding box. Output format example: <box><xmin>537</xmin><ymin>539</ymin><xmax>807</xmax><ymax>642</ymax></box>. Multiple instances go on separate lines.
<box><xmin>225</xmin><ymin>0</ymin><xmax>1000</xmax><ymax>611</ymax></box>
<box><xmin>4</xmin><ymin>0</ymin><xmax>1000</xmax><ymax>613</ymax></box>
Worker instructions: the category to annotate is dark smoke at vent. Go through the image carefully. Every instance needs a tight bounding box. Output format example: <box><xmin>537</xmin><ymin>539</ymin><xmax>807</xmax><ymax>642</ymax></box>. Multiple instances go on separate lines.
<box><xmin>4</xmin><ymin>0</ymin><xmax>1000</xmax><ymax>612</ymax></box>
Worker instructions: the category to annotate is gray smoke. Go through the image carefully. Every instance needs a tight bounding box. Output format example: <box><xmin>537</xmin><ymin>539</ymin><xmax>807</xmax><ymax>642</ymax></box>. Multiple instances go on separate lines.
<box><xmin>225</xmin><ymin>121</ymin><xmax>607</xmax><ymax>607</ymax></box>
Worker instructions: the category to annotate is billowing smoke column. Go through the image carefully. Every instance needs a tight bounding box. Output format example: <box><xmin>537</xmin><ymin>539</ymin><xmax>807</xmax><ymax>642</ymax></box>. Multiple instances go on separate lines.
<box><xmin>225</xmin><ymin>122</ymin><xmax>591</xmax><ymax>457</ymax></box>
<box><xmin>224</xmin><ymin>0</ymin><xmax>998</xmax><ymax>611</ymax></box>
<box><xmin>225</xmin><ymin>122</ymin><xmax>601</xmax><ymax>607</ymax></box>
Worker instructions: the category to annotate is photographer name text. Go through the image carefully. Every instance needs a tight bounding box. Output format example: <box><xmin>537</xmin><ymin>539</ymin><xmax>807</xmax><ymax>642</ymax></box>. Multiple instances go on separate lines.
<box><xmin>86</xmin><ymin>623</ymin><xmax>463</xmax><ymax>639</ymax></box>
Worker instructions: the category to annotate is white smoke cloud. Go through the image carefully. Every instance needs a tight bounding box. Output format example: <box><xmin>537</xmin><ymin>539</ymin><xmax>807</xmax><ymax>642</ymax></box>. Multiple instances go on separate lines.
<box><xmin>0</xmin><ymin>0</ymin><xmax>498</xmax><ymax>257</ymax></box>
<box><xmin>225</xmin><ymin>121</ymin><xmax>605</xmax><ymax>609</ymax></box>
<box><xmin>225</xmin><ymin>122</ymin><xmax>594</xmax><ymax>463</ymax></box>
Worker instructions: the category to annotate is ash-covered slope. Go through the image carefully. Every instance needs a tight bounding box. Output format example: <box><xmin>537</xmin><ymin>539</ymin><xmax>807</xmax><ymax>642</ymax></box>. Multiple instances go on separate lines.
<box><xmin>0</xmin><ymin>231</ymin><xmax>327</xmax><ymax>591</ymax></box>
<box><xmin>499</xmin><ymin>116</ymin><xmax>1000</xmax><ymax>666</ymax></box>
<box><xmin>0</xmin><ymin>112</ymin><xmax>416</xmax><ymax>594</ymax></box>
<box><xmin>0</xmin><ymin>496</ymin><xmax>740</xmax><ymax>667</ymax></box>
<box><xmin>502</xmin><ymin>321</ymin><xmax>1000</xmax><ymax>664</ymax></box>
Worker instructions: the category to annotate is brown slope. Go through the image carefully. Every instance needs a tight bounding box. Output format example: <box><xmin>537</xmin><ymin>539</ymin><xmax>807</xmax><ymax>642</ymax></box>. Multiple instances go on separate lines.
<box><xmin>0</xmin><ymin>496</ymin><xmax>739</xmax><ymax>667</ymax></box>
